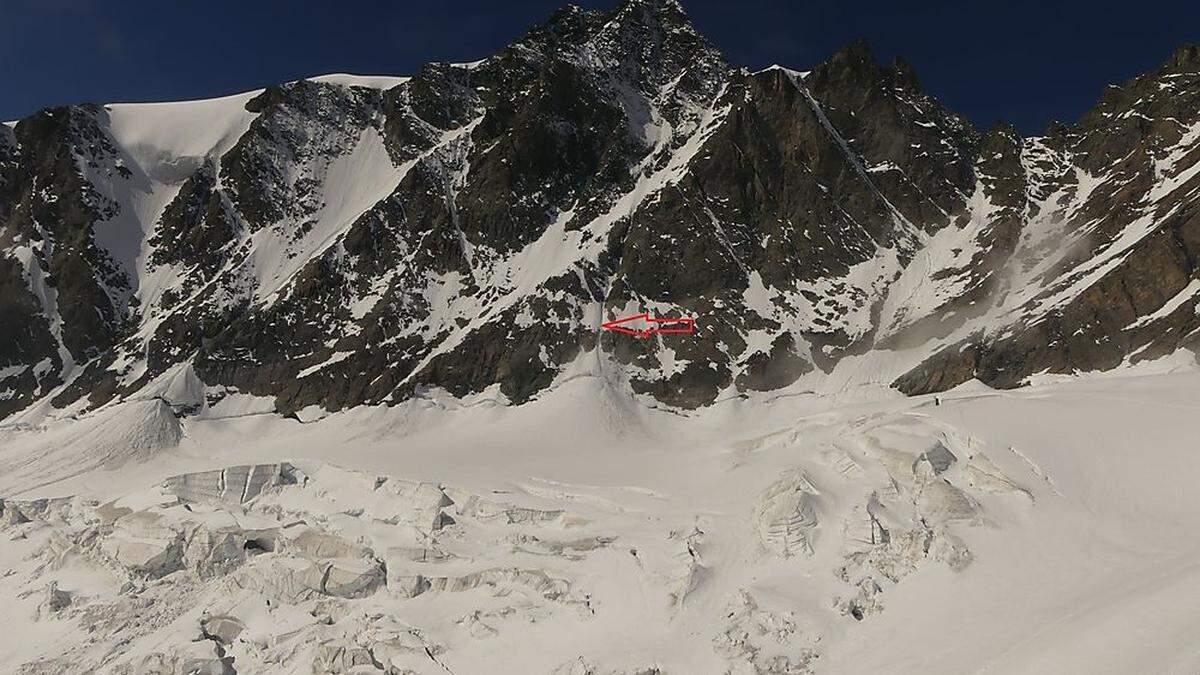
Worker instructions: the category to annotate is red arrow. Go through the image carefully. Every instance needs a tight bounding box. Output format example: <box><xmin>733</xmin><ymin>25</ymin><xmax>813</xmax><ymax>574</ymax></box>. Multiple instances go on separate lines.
<box><xmin>601</xmin><ymin>313</ymin><xmax>696</xmax><ymax>339</ymax></box>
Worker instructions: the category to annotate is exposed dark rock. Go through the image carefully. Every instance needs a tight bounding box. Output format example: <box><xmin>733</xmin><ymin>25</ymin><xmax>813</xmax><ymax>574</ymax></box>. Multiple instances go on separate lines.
<box><xmin>898</xmin><ymin>45</ymin><xmax>1200</xmax><ymax>394</ymax></box>
<box><xmin>736</xmin><ymin>333</ymin><xmax>813</xmax><ymax>392</ymax></box>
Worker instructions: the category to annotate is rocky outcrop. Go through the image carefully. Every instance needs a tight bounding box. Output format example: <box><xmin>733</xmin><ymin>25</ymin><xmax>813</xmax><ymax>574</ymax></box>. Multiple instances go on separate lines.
<box><xmin>897</xmin><ymin>44</ymin><xmax>1200</xmax><ymax>393</ymax></box>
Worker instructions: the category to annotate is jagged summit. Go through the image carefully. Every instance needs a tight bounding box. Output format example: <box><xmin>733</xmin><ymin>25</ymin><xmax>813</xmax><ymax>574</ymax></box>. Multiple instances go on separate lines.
<box><xmin>809</xmin><ymin>38</ymin><xmax>878</xmax><ymax>85</ymax></box>
<box><xmin>1164</xmin><ymin>42</ymin><xmax>1200</xmax><ymax>72</ymax></box>
<box><xmin>888</xmin><ymin>55</ymin><xmax>922</xmax><ymax>90</ymax></box>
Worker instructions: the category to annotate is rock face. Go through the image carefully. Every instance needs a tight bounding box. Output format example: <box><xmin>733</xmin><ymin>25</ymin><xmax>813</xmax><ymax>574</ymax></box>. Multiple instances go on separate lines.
<box><xmin>892</xmin><ymin>44</ymin><xmax>1200</xmax><ymax>392</ymax></box>
<box><xmin>1</xmin><ymin>0</ymin><xmax>1198</xmax><ymax>421</ymax></box>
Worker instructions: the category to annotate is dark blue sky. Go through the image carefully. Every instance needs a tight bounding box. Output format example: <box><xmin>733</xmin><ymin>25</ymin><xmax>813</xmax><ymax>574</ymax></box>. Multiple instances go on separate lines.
<box><xmin>2</xmin><ymin>0</ymin><xmax>1196</xmax><ymax>134</ymax></box>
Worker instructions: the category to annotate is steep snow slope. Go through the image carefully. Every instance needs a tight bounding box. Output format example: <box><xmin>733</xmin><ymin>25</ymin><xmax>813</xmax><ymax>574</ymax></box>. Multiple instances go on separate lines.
<box><xmin>80</xmin><ymin>71</ymin><xmax>410</xmax><ymax>309</ymax></box>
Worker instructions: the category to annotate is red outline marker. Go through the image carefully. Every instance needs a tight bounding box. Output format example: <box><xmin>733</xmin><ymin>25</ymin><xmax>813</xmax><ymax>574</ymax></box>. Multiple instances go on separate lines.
<box><xmin>601</xmin><ymin>313</ymin><xmax>696</xmax><ymax>339</ymax></box>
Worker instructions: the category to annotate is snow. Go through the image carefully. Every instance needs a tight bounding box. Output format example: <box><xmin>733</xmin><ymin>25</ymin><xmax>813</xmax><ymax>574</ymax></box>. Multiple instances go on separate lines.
<box><xmin>3</xmin><ymin>352</ymin><xmax>1199</xmax><ymax>673</ymax></box>
<box><xmin>106</xmin><ymin>89</ymin><xmax>260</xmax><ymax>163</ymax></box>
<box><xmin>11</xmin><ymin>244</ymin><xmax>75</xmax><ymax>382</ymax></box>
<box><xmin>823</xmin><ymin>368</ymin><xmax>1200</xmax><ymax>674</ymax></box>
<box><xmin>0</xmin><ymin>397</ymin><xmax>181</xmax><ymax>497</ymax></box>
<box><xmin>306</xmin><ymin>73</ymin><xmax>410</xmax><ymax>89</ymax></box>
<box><xmin>451</xmin><ymin>58</ymin><xmax>489</xmax><ymax>71</ymax></box>
<box><xmin>0</xmin><ymin>365</ymin><xmax>28</xmax><ymax>382</ymax></box>
<box><xmin>296</xmin><ymin>351</ymin><xmax>354</xmax><ymax>379</ymax></box>
<box><xmin>755</xmin><ymin>65</ymin><xmax>810</xmax><ymax>80</ymax></box>
<box><xmin>77</xmin><ymin>90</ymin><xmax>265</xmax><ymax>378</ymax></box>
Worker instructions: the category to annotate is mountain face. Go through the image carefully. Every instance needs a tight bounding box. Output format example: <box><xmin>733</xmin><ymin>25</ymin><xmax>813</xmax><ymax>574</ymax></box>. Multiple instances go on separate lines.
<box><xmin>1</xmin><ymin>0</ymin><xmax>1198</xmax><ymax>421</ymax></box>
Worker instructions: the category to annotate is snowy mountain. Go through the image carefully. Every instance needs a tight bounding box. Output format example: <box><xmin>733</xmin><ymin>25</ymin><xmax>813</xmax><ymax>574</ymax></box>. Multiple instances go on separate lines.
<box><xmin>1</xmin><ymin>2</ymin><xmax>1197</xmax><ymax>422</ymax></box>
<box><xmin>2</xmin><ymin>1</ymin><xmax>1200</xmax><ymax>673</ymax></box>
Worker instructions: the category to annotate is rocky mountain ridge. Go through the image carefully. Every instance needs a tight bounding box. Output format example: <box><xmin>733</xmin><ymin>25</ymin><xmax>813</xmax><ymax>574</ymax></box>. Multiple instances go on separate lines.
<box><xmin>2</xmin><ymin>0</ymin><xmax>1198</xmax><ymax>422</ymax></box>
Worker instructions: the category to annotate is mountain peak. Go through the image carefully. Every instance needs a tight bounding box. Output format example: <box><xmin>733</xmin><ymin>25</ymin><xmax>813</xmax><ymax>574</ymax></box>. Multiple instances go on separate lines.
<box><xmin>1163</xmin><ymin>43</ymin><xmax>1200</xmax><ymax>73</ymax></box>
<box><xmin>814</xmin><ymin>42</ymin><xmax>930</xmax><ymax>96</ymax></box>
<box><xmin>888</xmin><ymin>55</ymin><xmax>922</xmax><ymax>90</ymax></box>
<box><xmin>615</xmin><ymin>0</ymin><xmax>688</xmax><ymax>16</ymax></box>
<box><xmin>514</xmin><ymin>0</ymin><xmax>718</xmax><ymax>75</ymax></box>
<box><xmin>587</xmin><ymin>0</ymin><xmax>726</xmax><ymax>94</ymax></box>
<box><xmin>982</xmin><ymin>120</ymin><xmax>1021</xmax><ymax>144</ymax></box>
<box><xmin>832</xmin><ymin>38</ymin><xmax>876</xmax><ymax>66</ymax></box>
<box><xmin>516</xmin><ymin>4</ymin><xmax>607</xmax><ymax>52</ymax></box>
<box><xmin>608</xmin><ymin>0</ymin><xmax>707</xmax><ymax>44</ymax></box>
<box><xmin>808</xmin><ymin>39</ymin><xmax>884</xmax><ymax>89</ymax></box>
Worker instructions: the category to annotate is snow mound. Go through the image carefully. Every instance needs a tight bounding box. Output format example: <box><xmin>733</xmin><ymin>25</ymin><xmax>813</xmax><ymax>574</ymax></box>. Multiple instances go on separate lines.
<box><xmin>0</xmin><ymin>398</ymin><xmax>182</xmax><ymax>497</ymax></box>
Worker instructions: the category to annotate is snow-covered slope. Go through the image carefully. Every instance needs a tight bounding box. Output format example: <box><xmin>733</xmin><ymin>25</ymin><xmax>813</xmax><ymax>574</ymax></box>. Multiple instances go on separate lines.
<box><xmin>3</xmin><ymin>355</ymin><xmax>1199</xmax><ymax>673</ymax></box>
